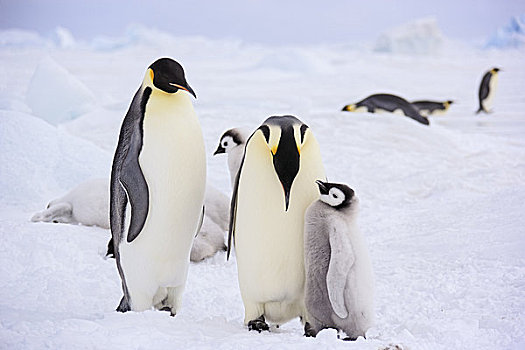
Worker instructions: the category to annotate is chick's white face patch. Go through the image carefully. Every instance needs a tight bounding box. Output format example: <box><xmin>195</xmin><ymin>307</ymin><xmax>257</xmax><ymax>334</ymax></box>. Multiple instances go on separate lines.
<box><xmin>320</xmin><ymin>187</ymin><xmax>345</xmax><ymax>207</ymax></box>
<box><xmin>220</xmin><ymin>136</ymin><xmax>236</xmax><ymax>152</ymax></box>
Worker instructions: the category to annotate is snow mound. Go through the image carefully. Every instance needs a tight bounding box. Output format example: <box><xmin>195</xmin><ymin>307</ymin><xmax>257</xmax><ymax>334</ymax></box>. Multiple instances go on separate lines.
<box><xmin>26</xmin><ymin>56</ymin><xmax>97</xmax><ymax>125</ymax></box>
<box><xmin>374</xmin><ymin>17</ymin><xmax>444</xmax><ymax>55</ymax></box>
<box><xmin>0</xmin><ymin>111</ymin><xmax>111</xmax><ymax>205</ymax></box>
<box><xmin>0</xmin><ymin>29</ymin><xmax>51</xmax><ymax>47</ymax></box>
<box><xmin>485</xmin><ymin>14</ymin><xmax>525</xmax><ymax>49</ymax></box>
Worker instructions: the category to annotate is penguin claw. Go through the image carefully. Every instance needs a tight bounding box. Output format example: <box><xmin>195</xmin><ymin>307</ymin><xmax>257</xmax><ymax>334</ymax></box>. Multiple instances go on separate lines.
<box><xmin>247</xmin><ymin>316</ymin><xmax>269</xmax><ymax>332</ymax></box>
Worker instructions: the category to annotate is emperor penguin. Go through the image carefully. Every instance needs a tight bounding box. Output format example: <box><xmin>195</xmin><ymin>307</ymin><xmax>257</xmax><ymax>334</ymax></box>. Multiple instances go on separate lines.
<box><xmin>228</xmin><ymin>115</ymin><xmax>326</xmax><ymax>332</ymax></box>
<box><xmin>476</xmin><ymin>68</ymin><xmax>500</xmax><ymax>114</ymax></box>
<box><xmin>411</xmin><ymin>100</ymin><xmax>454</xmax><ymax>117</ymax></box>
<box><xmin>213</xmin><ymin>127</ymin><xmax>250</xmax><ymax>187</ymax></box>
<box><xmin>110</xmin><ymin>57</ymin><xmax>206</xmax><ymax>314</ymax></box>
<box><xmin>31</xmin><ymin>178</ymin><xmax>109</xmax><ymax>229</ymax></box>
<box><xmin>304</xmin><ymin>181</ymin><xmax>374</xmax><ymax>340</ymax></box>
<box><xmin>342</xmin><ymin>93</ymin><xmax>429</xmax><ymax>125</ymax></box>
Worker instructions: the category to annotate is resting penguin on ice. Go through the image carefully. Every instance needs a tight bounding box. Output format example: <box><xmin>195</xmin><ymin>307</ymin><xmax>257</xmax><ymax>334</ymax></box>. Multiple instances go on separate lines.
<box><xmin>31</xmin><ymin>178</ymin><xmax>109</xmax><ymax>229</ymax></box>
<box><xmin>304</xmin><ymin>181</ymin><xmax>374</xmax><ymax>340</ymax></box>
<box><xmin>228</xmin><ymin>115</ymin><xmax>326</xmax><ymax>332</ymax></box>
<box><xmin>342</xmin><ymin>93</ymin><xmax>429</xmax><ymax>125</ymax></box>
<box><xmin>411</xmin><ymin>100</ymin><xmax>454</xmax><ymax>117</ymax></box>
<box><xmin>213</xmin><ymin>127</ymin><xmax>251</xmax><ymax>187</ymax></box>
<box><xmin>110</xmin><ymin>58</ymin><xmax>206</xmax><ymax>314</ymax></box>
<box><xmin>476</xmin><ymin>67</ymin><xmax>500</xmax><ymax>114</ymax></box>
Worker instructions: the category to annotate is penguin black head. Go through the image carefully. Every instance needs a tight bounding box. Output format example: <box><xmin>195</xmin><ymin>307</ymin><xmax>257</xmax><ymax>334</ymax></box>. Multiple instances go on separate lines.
<box><xmin>258</xmin><ymin>115</ymin><xmax>309</xmax><ymax>211</ymax></box>
<box><xmin>214</xmin><ymin>128</ymin><xmax>246</xmax><ymax>155</ymax></box>
<box><xmin>148</xmin><ymin>58</ymin><xmax>196</xmax><ymax>98</ymax></box>
<box><xmin>492</xmin><ymin>68</ymin><xmax>501</xmax><ymax>73</ymax></box>
<box><xmin>316</xmin><ymin>180</ymin><xmax>356</xmax><ymax>209</ymax></box>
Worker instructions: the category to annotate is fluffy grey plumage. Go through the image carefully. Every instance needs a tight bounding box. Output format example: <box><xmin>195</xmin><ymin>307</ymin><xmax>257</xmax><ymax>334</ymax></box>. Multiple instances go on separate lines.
<box><xmin>304</xmin><ymin>181</ymin><xmax>374</xmax><ymax>340</ymax></box>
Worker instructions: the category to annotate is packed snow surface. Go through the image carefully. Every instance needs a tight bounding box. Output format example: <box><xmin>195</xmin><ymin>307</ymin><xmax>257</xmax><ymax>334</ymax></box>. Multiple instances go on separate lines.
<box><xmin>1</xmin><ymin>26</ymin><xmax>525</xmax><ymax>350</ymax></box>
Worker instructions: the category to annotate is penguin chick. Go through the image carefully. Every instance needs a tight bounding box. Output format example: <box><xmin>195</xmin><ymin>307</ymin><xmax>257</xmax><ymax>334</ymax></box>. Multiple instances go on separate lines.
<box><xmin>31</xmin><ymin>178</ymin><xmax>109</xmax><ymax>229</ymax></box>
<box><xmin>411</xmin><ymin>100</ymin><xmax>454</xmax><ymax>117</ymax></box>
<box><xmin>213</xmin><ymin>127</ymin><xmax>251</xmax><ymax>187</ymax></box>
<box><xmin>304</xmin><ymin>181</ymin><xmax>374</xmax><ymax>340</ymax></box>
<box><xmin>190</xmin><ymin>216</ymin><xmax>227</xmax><ymax>262</ymax></box>
<box><xmin>476</xmin><ymin>67</ymin><xmax>500</xmax><ymax>114</ymax></box>
<box><xmin>342</xmin><ymin>93</ymin><xmax>429</xmax><ymax>125</ymax></box>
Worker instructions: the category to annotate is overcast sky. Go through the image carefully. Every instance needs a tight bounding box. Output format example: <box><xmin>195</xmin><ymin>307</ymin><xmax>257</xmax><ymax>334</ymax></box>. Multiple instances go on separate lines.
<box><xmin>1</xmin><ymin>0</ymin><xmax>524</xmax><ymax>45</ymax></box>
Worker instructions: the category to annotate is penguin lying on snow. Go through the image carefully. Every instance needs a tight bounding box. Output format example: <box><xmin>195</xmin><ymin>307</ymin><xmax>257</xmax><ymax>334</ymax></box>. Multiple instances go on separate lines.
<box><xmin>304</xmin><ymin>181</ymin><xmax>374</xmax><ymax>340</ymax></box>
<box><xmin>110</xmin><ymin>58</ymin><xmax>206</xmax><ymax>314</ymax></box>
<box><xmin>229</xmin><ymin>115</ymin><xmax>326</xmax><ymax>332</ymax></box>
<box><xmin>342</xmin><ymin>93</ymin><xmax>429</xmax><ymax>125</ymax></box>
<box><xmin>213</xmin><ymin>127</ymin><xmax>251</xmax><ymax>186</ymax></box>
<box><xmin>411</xmin><ymin>100</ymin><xmax>453</xmax><ymax>116</ymax></box>
<box><xmin>31</xmin><ymin>179</ymin><xmax>228</xmax><ymax>263</ymax></box>
<box><xmin>31</xmin><ymin>178</ymin><xmax>109</xmax><ymax>229</ymax></box>
<box><xmin>477</xmin><ymin>67</ymin><xmax>500</xmax><ymax>114</ymax></box>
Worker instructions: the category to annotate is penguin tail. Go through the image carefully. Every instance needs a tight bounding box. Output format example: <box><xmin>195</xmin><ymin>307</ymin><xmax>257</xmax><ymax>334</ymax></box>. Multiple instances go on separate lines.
<box><xmin>475</xmin><ymin>107</ymin><xmax>484</xmax><ymax>115</ymax></box>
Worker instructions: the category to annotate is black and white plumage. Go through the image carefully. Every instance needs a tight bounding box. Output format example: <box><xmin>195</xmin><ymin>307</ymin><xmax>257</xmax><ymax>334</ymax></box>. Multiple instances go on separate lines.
<box><xmin>477</xmin><ymin>68</ymin><xmax>500</xmax><ymax>114</ymax></box>
<box><xmin>411</xmin><ymin>100</ymin><xmax>453</xmax><ymax>117</ymax></box>
<box><xmin>342</xmin><ymin>93</ymin><xmax>429</xmax><ymax>125</ymax></box>
<box><xmin>304</xmin><ymin>181</ymin><xmax>374</xmax><ymax>340</ymax></box>
<box><xmin>228</xmin><ymin>115</ymin><xmax>326</xmax><ymax>332</ymax></box>
<box><xmin>213</xmin><ymin>127</ymin><xmax>251</xmax><ymax>187</ymax></box>
<box><xmin>110</xmin><ymin>58</ymin><xmax>206</xmax><ymax>314</ymax></box>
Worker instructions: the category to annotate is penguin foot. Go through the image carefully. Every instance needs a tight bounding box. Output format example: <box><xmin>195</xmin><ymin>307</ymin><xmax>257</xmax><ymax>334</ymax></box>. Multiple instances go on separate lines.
<box><xmin>116</xmin><ymin>296</ymin><xmax>130</xmax><ymax>313</ymax></box>
<box><xmin>247</xmin><ymin>316</ymin><xmax>269</xmax><ymax>333</ymax></box>
<box><xmin>304</xmin><ymin>322</ymin><xmax>317</xmax><ymax>337</ymax></box>
<box><xmin>159</xmin><ymin>306</ymin><xmax>176</xmax><ymax>317</ymax></box>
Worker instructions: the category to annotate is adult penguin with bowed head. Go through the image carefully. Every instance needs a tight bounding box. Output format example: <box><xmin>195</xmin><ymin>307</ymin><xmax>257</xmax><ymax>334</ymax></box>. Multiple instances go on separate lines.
<box><xmin>110</xmin><ymin>58</ymin><xmax>206</xmax><ymax>315</ymax></box>
<box><xmin>228</xmin><ymin>115</ymin><xmax>326</xmax><ymax>332</ymax></box>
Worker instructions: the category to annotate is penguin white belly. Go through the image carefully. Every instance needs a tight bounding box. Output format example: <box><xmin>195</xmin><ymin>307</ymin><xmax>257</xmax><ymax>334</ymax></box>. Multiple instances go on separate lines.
<box><xmin>235</xmin><ymin>134</ymin><xmax>325</xmax><ymax>322</ymax></box>
<box><xmin>483</xmin><ymin>74</ymin><xmax>499</xmax><ymax>111</ymax></box>
<box><xmin>119</xmin><ymin>92</ymin><xmax>206</xmax><ymax>302</ymax></box>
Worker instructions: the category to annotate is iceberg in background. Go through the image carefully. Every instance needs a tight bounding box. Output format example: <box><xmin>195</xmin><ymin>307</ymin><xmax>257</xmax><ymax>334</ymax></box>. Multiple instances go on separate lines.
<box><xmin>485</xmin><ymin>14</ymin><xmax>525</xmax><ymax>49</ymax></box>
<box><xmin>374</xmin><ymin>17</ymin><xmax>444</xmax><ymax>55</ymax></box>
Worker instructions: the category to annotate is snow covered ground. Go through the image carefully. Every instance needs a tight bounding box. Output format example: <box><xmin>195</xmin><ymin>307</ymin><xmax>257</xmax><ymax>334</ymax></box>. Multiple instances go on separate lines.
<box><xmin>1</xmin><ymin>26</ymin><xmax>525</xmax><ymax>349</ymax></box>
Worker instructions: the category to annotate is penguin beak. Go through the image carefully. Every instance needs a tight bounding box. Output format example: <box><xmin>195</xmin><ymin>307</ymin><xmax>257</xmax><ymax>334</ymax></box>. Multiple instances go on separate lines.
<box><xmin>316</xmin><ymin>180</ymin><xmax>329</xmax><ymax>195</ymax></box>
<box><xmin>169</xmin><ymin>83</ymin><xmax>197</xmax><ymax>98</ymax></box>
<box><xmin>213</xmin><ymin>145</ymin><xmax>225</xmax><ymax>155</ymax></box>
<box><xmin>341</xmin><ymin>104</ymin><xmax>355</xmax><ymax>112</ymax></box>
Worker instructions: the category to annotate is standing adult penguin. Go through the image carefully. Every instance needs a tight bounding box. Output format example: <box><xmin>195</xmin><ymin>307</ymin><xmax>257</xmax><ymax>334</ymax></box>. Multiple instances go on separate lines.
<box><xmin>228</xmin><ymin>115</ymin><xmax>326</xmax><ymax>332</ymax></box>
<box><xmin>110</xmin><ymin>58</ymin><xmax>206</xmax><ymax>314</ymax></box>
<box><xmin>304</xmin><ymin>181</ymin><xmax>374</xmax><ymax>340</ymax></box>
<box><xmin>477</xmin><ymin>67</ymin><xmax>501</xmax><ymax>114</ymax></box>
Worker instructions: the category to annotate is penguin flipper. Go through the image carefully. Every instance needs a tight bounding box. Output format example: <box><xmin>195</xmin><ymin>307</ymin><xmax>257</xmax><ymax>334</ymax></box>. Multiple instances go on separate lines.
<box><xmin>120</xmin><ymin>131</ymin><xmax>149</xmax><ymax>243</ymax></box>
<box><xmin>326</xmin><ymin>222</ymin><xmax>355</xmax><ymax>319</ymax></box>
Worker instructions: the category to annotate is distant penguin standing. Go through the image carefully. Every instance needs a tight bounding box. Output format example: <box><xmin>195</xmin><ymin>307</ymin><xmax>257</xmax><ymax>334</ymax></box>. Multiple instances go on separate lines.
<box><xmin>304</xmin><ymin>181</ymin><xmax>374</xmax><ymax>340</ymax></box>
<box><xmin>411</xmin><ymin>100</ymin><xmax>453</xmax><ymax>117</ymax></box>
<box><xmin>477</xmin><ymin>68</ymin><xmax>500</xmax><ymax>114</ymax></box>
<box><xmin>110</xmin><ymin>58</ymin><xmax>206</xmax><ymax>314</ymax></box>
<box><xmin>342</xmin><ymin>93</ymin><xmax>429</xmax><ymax>125</ymax></box>
<box><xmin>229</xmin><ymin>115</ymin><xmax>326</xmax><ymax>332</ymax></box>
<box><xmin>213</xmin><ymin>127</ymin><xmax>251</xmax><ymax>187</ymax></box>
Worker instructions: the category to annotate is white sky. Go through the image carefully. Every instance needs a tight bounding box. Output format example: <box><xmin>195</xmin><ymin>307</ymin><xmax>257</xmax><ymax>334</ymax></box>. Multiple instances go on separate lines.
<box><xmin>1</xmin><ymin>0</ymin><xmax>524</xmax><ymax>45</ymax></box>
